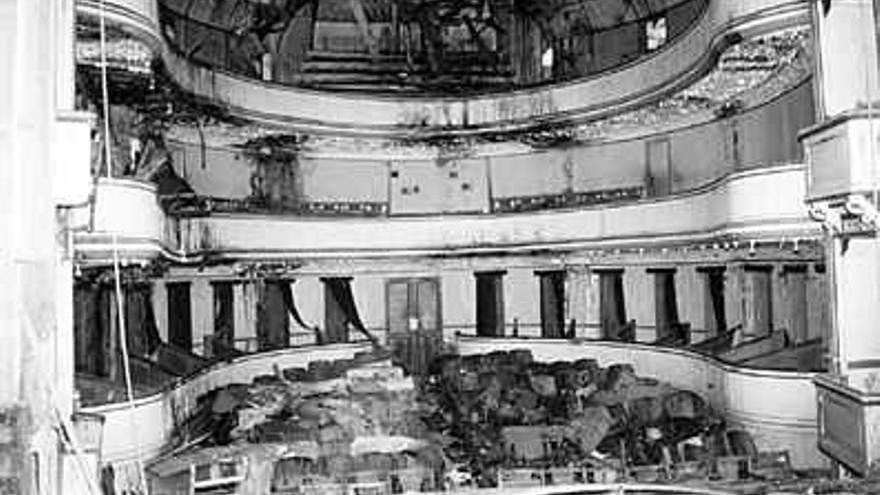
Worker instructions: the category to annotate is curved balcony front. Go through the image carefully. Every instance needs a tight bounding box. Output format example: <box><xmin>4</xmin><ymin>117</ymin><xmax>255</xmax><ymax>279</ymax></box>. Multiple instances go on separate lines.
<box><xmin>83</xmin><ymin>338</ymin><xmax>821</xmax><ymax>493</ymax></box>
<box><xmin>175</xmin><ymin>163</ymin><xmax>816</xmax><ymax>259</ymax></box>
<box><xmin>77</xmin><ymin>0</ymin><xmax>809</xmax><ymax>135</ymax></box>
<box><xmin>76</xmin><ymin>0</ymin><xmax>162</xmax><ymax>48</ymax></box>
<box><xmin>74</xmin><ymin>177</ymin><xmax>183</xmax><ymax>266</ymax></box>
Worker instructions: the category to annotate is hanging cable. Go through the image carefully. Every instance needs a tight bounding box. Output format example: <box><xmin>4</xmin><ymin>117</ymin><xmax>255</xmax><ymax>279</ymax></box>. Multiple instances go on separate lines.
<box><xmin>99</xmin><ymin>0</ymin><xmax>113</xmax><ymax>178</ymax></box>
<box><xmin>96</xmin><ymin>0</ymin><xmax>149</xmax><ymax>490</ymax></box>
<box><xmin>111</xmin><ymin>234</ymin><xmax>149</xmax><ymax>494</ymax></box>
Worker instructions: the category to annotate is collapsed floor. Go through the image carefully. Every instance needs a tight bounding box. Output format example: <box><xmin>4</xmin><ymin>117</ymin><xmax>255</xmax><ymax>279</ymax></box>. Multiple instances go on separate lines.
<box><xmin>150</xmin><ymin>348</ymin><xmax>850</xmax><ymax>494</ymax></box>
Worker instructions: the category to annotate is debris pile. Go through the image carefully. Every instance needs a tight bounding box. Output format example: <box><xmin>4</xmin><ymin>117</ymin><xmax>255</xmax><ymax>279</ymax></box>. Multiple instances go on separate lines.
<box><xmin>420</xmin><ymin>350</ymin><xmax>764</xmax><ymax>486</ymax></box>
<box><xmin>161</xmin><ymin>349</ymin><xmax>794</xmax><ymax>492</ymax></box>
<box><xmin>170</xmin><ymin>350</ymin><xmax>444</xmax><ymax>490</ymax></box>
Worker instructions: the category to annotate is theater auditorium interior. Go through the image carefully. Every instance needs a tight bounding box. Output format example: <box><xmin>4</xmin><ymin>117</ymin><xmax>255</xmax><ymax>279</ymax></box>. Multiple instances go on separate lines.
<box><xmin>6</xmin><ymin>0</ymin><xmax>880</xmax><ymax>493</ymax></box>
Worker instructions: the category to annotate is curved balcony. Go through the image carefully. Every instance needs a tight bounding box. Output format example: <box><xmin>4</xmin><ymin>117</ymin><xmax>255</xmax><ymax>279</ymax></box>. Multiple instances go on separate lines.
<box><xmin>76</xmin><ymin>0</ymin><xmax>809</xmax><ymax>135</ymax></box>
<box><xmin>174</xmin><ymin>164</ymin><xmax>817</xmax><ymax>259</ymax></box>
<box><xmin>83</xmin><ymin>342</ymin><xmax>372</xmax><ymax>489</ymax></box>
<box><xmin>83</xmin><ymin>338</ymin><xmax>821</xmax><ymax>493</ymax></box>
<box><xmin>76</xmin><ymin>0</ymin><xmax>162</xmax><ymax>48</ymax></box>
<box><xmin>74</xmin><ymin>177</ymin><xmax>182</xmax><ymax>265</ymax></box>
<box><xmin>163</xmin><ymin>65</ymin><xmax>814</xmax><ymax>219</ymax></box>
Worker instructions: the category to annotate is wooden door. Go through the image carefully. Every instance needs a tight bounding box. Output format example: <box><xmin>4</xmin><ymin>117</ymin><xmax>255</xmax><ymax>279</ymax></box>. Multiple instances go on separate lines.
<box><xmin>386</xmin><ymin>278</ymin><xmax>442</xmax><ymax>375</ymax></box>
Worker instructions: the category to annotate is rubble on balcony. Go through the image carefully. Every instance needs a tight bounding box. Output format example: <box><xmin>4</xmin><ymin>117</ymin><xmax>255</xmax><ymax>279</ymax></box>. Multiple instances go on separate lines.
<box><xmin>155</xmin><ymin>348</ymin><xmax>813</xmax><ymax>493</ymax></box>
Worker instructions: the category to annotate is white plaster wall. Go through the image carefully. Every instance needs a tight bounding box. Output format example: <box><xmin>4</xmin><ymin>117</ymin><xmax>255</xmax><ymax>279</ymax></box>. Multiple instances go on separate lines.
<box><xmin>190</xmin><ymin>278</ymin><xmax>213</xmax><ymax>355</ymax></box>
<box><xmin>566</xmin><ymin>267</ymin><xmax>590</xmax><ymax>337</ymax></box>
<box><xmin>569</xmin><ymin>140</ymin><xmax>647</xmax><ymax>192</ymax></box>
<box><xmin>300</xmin><ymin>158</ymin><xmax>388</xmax><ymax>202</ymax></box>
<box><xmin>292</xmin><ymin>277</ymin><xmax>324</xmax><ymax>332</ymax></box>
<box><xmin>676</xmin><ymin>265</ymin><xmax>705</xmax><ymax>338</ymax></box>
<box><xmin>169</xmin><ymin>142</ymin><xmax>253</xmax><ymax>199</ymax></box>
<box><xmin>183</xmin><ymin>165</ymin><xmax>816</xmax><ymax>257</ymax></box>
<box><xmin>235</xmin><ymin>282</ymin><xmax>258</xmax><ymax>348</ymax></box>
<box><xmin>350</xmin><ymin>275</ymin><xmax>387</xmax><ymax>335</ymax></box>
<box><xmin>724</xmin><ymin>265</ymin><xmax>744</xmax><ymax>332</ymax></box>
<box><xmin>814</xmin><ymin>0</ymin><xmax>880</xmax><ymax>118</ymax></box>
<box><xmin>152</xmin><ymin>281</ymin><xmax>169</xmax><ymax>343</ymax></box>
<box><xmin>441</xmin><ymin>270</ymin><xmax>475</xmax><ymax>337</ymax></box>
<box><xmin>154</xmin><ymin>82</ymin><xmax>813</xmax><ymax>217</ymax></box>
<box><xmin>92</xmin><ymin>178</ymin><xmax>165</xmax><ymax>240</ymax></box>
<box><xmin>584</xmin><ymin>271</ymin><xmax>602</xmax><ymax>338</ymax></box>
<box><xmin>505</xmin><ymin>267</ymin><xmax>542</xmax><ymax>337</ymax></box>
<box><xmin>488</xmin><ymin>152</ymin><xmax>568</xmax><ymax>197</ymax></box>
<box><xmin>623</xmin><ymin>267</ymin><xmax>656</xmax><ymax>342</ymax></box>
<box><xmin>736</xmin><ymin>82</ymin><xmax>814</xmax><ymax>170</ymax></box>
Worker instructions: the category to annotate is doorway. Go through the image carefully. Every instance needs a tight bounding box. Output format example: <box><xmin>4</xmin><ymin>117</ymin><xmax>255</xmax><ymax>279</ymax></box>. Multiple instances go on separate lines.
<box><xmin>386</xmin><ymin>278</ymin><xmax>442</xmax><ymax>375</ymax></box>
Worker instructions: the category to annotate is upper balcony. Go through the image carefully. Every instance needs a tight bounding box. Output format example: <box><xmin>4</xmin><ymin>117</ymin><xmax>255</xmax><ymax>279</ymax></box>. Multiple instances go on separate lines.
<box><xmin>69</xmin><ymin>21</ymin><xmax>819</xmax><ymax>262</ymax></box>
<box><xmin>75</xmin><ymin>0</ymin><xmax>810</xmax><ymax>136</ymax></box>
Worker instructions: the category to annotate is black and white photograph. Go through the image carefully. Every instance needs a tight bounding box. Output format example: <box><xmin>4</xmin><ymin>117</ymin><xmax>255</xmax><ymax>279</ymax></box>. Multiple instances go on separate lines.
<box><xmin>2</xmin><ymin>0</ymin><xmax>880</xmax><ymax>493</ymax></box>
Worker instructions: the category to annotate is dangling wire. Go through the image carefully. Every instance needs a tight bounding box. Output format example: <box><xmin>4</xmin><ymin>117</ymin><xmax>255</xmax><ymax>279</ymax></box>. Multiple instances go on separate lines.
<box><xmin>110</xmin><ymin>235</ymin><xmax>149</xmax><ymax>494</ymax></box>
<box><xmin>97</xmin><ymin>0</ymin><xmax>148</xmax><ymax>491</ymax></box>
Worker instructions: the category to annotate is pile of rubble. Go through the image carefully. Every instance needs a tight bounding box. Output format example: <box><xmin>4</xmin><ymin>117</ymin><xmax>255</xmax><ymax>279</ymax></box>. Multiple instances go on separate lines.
<box><xmin>420</xmin><ymin>350</ymin><xmax>766</xmax><ymax>487</ymax></box>
<box><xmin>172</xmin><ymin>349</ymin><xmax>444</xmax><ymax>483</ymax></box>
<box><xmin>166</xmin><ymin>349</ymin><xmax>794</xmax><ymax>491</ymax></box>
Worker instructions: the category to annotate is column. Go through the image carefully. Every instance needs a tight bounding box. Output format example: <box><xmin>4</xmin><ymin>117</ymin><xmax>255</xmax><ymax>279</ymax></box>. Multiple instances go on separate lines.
<box><xmin>802</xmin><ymin>0</ymin><xmax>880</xmax><ymax>475</ymax></box>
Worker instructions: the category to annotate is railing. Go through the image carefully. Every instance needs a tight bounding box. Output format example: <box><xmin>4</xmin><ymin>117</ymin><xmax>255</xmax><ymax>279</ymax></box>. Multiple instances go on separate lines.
<box><xmin>81</xmin><ymin>0</ymin><xmax>810</xmax><ymax>134</ymax></box>
<box><xmin>156</xmin><ymin>0</ymin><xmax>708</xmax><ymax>94</ymax></box>
<box><xmin>175</xmin><ymin>164</ymin><xmax>817</xmax><ymax>258</ymax></box>
<box><xmin>84</xmin><ymin>336</ymin><xmax>823</xmax><ymax>494</ymax></box>
<box><xmin>160</xmin><ymin>186</ymin><xmax>646</xmax><ymax>218</ymax></box>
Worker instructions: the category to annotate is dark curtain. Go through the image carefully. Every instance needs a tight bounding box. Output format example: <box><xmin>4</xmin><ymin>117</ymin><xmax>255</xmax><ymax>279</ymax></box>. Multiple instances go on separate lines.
<box><xmin>279</xmin><ymin>280</ymin><xmax>323</xmax><ymax>344</ymax></box>
<box><xmin>257</xmin><ymin>280</ymin><xmax>290</xmax><ymax>351</ymax></box>
<box><xmin>167</xmin><ymin>282</ymin><xmax>193</xmax><ymax>351</ymax></box>
<box><xmin>324</xmin><ymin>280</ymin><xmax>349</xmax><ymax>344</ymax></box>
<box><xmin>705</xmin><ymin>268</ymin><xmax>726</xmax><ymax>336</ymax></box>
<box><xmin>124</xmin><ymin>283</ymin><xmax>161</xmax><ymax>357</ymax></box>
<box><xmin>323</xmin><ymin>278</ymin><xmax>377</xmax><ymax>345</ymax></box>
<box><xmin>212</xmin><ymin>282</ymin><xmax>236</xmax><ymax>357</ymax></box>
<box><xmin>476</xmin><ymin>272</ymin><xmax>505</xmax><ymax>337</ymax></box>
<box><xmin>74</xmin><ymin>282</ymin><xmax>105</xmax><ymax>376</ymax></box>
<box><xmin>539</xmin><ymin>271</ymin><xmax>565</xmax><ymax>338</ymax></box>
<box><xmin>653</xmin><ymin>270</ymin><xmax>679</xmax><ymax>341</ymax></box>
<box><xmin>97</xmin><ymin>285</ymin><xmax>114</xmax><ymax>377</ymax></box>
<box><xmin>599</xmin><ymin>270</ymin><xmax>627</xmax><ymax>340</ymax></box>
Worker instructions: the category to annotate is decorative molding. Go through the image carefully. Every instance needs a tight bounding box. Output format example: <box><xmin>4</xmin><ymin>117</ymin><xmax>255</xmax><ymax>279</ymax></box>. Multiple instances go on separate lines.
<box><xmin>80</xmin><ymin>0</ymin><xmax>810</xmax><ymax>135</ymax></box>
<box><xmin>492</xmin><ymin>186</ymin><xmax>646</xmax><ymax>213</ymax></box>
